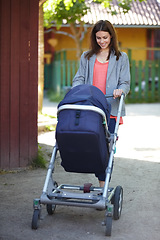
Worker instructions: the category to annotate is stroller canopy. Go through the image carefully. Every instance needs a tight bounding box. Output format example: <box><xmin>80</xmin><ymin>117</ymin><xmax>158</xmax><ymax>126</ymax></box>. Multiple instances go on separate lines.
<box><xmin>58</xmin><ymin>84</ymin><xmax>111</xmax><ymax>124</ymax></box>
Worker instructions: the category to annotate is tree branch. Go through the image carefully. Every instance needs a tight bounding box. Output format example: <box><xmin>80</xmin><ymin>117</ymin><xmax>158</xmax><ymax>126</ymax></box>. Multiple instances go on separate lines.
<box><xmin>80</xmin><ymin>25</ymin><xmax>88</xmax><ymax>41</ymax></box>
<box><xmin>39</xmin><ymin>0</ymin><xmax>47</xmax><ymax>7</ymax></box>
<box><xmin>77</xmin><ymin>22</ymin><xmax>84</xmax><ymax>39</ymax></box>
<box><xmin>69</xmin><ymin>22</ymin><xmax>77</xmax><ymax>37</ymax></box>
<box><xmin>44</xmin><ymin>28</ymin><xmax>75</xmax><ymax>40</ymax></box>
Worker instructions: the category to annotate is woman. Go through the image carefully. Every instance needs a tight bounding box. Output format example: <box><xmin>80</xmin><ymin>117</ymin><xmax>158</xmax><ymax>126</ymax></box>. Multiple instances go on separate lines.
<box><xmin>72</xmin><ymin>20</ymin><xmax>130</xmax><ymax>187</ymax></box>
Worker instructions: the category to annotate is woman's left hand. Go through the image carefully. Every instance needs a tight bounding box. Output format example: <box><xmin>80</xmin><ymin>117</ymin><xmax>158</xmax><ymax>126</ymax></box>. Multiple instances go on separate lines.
<box><xmin>113</xmin><ymin>89</ymin><xmax>123</xmax><ymax>99</ymax></box>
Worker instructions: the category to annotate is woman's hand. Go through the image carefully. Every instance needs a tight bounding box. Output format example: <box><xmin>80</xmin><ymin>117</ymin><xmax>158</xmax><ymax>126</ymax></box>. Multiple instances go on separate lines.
<box><xmin>113</xmin><ymin>89</ymin><xmax>123</xmax><ymax>99</ymax></box>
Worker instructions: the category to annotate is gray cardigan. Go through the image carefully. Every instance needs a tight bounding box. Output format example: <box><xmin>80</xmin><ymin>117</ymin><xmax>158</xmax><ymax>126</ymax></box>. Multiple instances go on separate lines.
<box><xmin>72</xmin><ymin>51</ymin><xmax>130</xmax><ymax>116</ymax></box>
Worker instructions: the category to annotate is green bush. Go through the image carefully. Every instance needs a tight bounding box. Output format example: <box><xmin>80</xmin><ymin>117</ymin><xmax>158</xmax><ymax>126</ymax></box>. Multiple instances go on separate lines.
<box><xmin>31</xmin><ymin>145</ymin><xmax>47</xmax><ymax>169</ymax></box>
<box><xmin>47</xmin><ymin>90</ymin><xmax>65</xmax><ymax>102</ymax></box>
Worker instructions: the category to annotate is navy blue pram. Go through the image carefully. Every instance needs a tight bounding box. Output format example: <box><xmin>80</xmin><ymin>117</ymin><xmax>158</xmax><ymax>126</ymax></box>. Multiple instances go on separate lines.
<box><xmin>32</xmin><ymin>84</ymin><xmax>124</xmax><ymax>237</ymax></box>
<box><xmin>56</xmin><ymin>84</ymin><xmax>111</xmax><ymax>174</ymax></box>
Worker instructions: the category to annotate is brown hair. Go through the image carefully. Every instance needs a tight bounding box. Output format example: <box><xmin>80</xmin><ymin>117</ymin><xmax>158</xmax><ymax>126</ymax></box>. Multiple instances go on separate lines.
<box><xmin>85</xmin><ymin>20</ymin><xmax>121</xmax><ymax>60</ymax></box>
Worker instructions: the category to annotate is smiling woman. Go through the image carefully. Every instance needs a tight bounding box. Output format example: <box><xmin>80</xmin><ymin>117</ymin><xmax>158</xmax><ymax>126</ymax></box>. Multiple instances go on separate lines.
<box><xmin>96</xmin><ymin>31</ymin><xmax>112</xmax><ymax>62</ymax></box>
<box><xmin>72</xmin><ymin>20</ymin><xmax>130</xmax><ymax>187</ymax></box>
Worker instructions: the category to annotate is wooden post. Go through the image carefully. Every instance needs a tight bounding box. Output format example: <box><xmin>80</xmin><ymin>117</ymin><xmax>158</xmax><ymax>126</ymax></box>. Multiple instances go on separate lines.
<box><xmin>62</xmin><ymin>51</ymin><xmax>66</xmax><ymax>88</ymax></box>
<box><xmin>131</xmin><ymin>60</ymin><xmax>136</xmax><ymax>99</ymax></box>
<box><xmin>67</xmin><ymin>61</ymin><xmax>71</xmax><ymax>87</ymax></box>
<box><xmin>144</xmin><ymin>60</ymin><xmax>149</xmax><ymax>101</ymax></box>
<box><xmin>151</xmin><ymin>61</ymin><xmax>155</xmax><ymax>100</ymax></box>
<box><xmin>138</xmin><ymin>61</ymin><xmax>142</xmax><ymax>100</ymax></box>
<box><xmin>0</xmin><ymin>0</ymin><xmax>38</xmax><ymax>169</ymax></box>
<box><xmin>158</xmin><ymin>61</ymin><xmax>160</xmax><ymax>100</ymax></box>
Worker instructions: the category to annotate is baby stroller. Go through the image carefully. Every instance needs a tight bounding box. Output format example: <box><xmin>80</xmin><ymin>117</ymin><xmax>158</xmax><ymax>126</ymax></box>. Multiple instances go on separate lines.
<box><xmin>32</xmin><ymin>84</ymin><xmax>124</xmax><ymax>236</ymax></box>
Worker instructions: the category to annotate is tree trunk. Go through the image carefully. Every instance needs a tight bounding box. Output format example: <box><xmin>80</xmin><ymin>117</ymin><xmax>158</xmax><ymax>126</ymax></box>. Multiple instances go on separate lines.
<box><xmin>38</xmin><ymin>5</ymin><xmax>44</xmax><ymax>112</ymax></box>
<box><xmin>70</xmin><ymin>23</ymin><xmax>83</xmax><ymax>59</ymax></box>
<box><xmin>75</xmin><ymin>38</ymin><xmax>83</xmax><ymax>59</ymax></box>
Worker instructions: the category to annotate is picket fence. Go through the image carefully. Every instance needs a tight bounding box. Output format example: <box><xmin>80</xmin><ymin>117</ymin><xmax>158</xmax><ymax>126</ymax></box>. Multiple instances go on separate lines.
<box><xmin>44</xmin><ymin>55</ymin><xmax>160</xmax><ymax>102</ymax></box>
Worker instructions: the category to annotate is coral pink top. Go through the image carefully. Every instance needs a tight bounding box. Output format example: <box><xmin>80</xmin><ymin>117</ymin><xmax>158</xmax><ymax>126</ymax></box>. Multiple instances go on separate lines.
<box><xmin>93</xmin><ymin>59</ymin><xmax>123</xmax><ymax>124</ymax></box>
<box><xmin>93</xmin><ymin>59</ymin><xmax>108</xmax><ymax>95</ymax></box>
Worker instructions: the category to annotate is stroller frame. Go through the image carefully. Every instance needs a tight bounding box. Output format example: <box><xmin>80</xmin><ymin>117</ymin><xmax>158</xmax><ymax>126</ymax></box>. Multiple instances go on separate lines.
<box><xmin>32</xmin><ymin>94</ymin><xmax>124</xmax><ymax>236</ymax></box>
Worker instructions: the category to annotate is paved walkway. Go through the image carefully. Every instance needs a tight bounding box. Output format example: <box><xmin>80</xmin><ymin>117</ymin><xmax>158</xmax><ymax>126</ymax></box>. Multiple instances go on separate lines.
<box><xmin>42</xmin><ymin>97</ymin><xmax>58</xmax><ymax>117</ymax></box>
<box><xmin>117</xmin><ymin>102</ymin><xmax>160</xmax><ymax>162</ymax></box>
<box><xmin>38</xmin><ymin>97</ymin><xmax>160</xmax><ymax>163</ymax></box>
<box><xmin>0</xmin><ymin>97</ymin><xmax>159</xmax><ymax>240</ymax></box>
<box><xmin>38</xmin><ymin>98</ymin><xmax>58</xmax><ymax>131</ymax></box>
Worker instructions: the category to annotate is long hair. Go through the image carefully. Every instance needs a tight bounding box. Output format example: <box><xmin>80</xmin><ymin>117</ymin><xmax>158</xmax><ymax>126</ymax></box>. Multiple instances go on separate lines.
<box><xmin>85</xmin><ymin>20</ymin><xmax>121</xmax><ymax>60</ymax></box>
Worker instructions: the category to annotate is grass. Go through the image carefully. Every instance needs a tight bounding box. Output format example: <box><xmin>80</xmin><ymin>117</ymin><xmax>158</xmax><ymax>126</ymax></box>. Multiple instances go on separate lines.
<box><xmin>0</xmin><ymin>169</ymin><xmax>19</xmax><ymax>174</ymax></box>
<box><xmin>38</xmin><ymin>111</ymin><xmax>57</xmax><ymax>132</ymax></box>
<box><xmin>47</xmin><ymin>89</ymin><xmax>65</xmax><ymax>103</ymax></box>
<box><xmin>45</xmin><ymin>125</ymin><xmax>56</xmax><ymax>131</ymax></box>
<box><xmin>31</xmin><ymin>145</ymin><xmax>47</xmax><ymax>169</ymax></box>
<box><xmin>126</xmin><ymin>91</ymin><xmax>160</xmax><ymax>104</ymax></box>
<box><xmin>38</xmin><ymin>112</ymin><xmax>56</xmax><ymax>119</ymax></box>
<box><xmin>46</xmin><ymin>88</ymin><xmax>160</xmax><ymax>104</ymax></box>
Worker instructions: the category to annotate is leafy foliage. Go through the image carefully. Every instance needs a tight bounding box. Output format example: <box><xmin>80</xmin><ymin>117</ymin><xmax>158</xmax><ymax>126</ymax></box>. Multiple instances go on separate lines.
<box><xmin>43</xmin><ymin>0</ymin><xmax>89</xmax><ymax>28</ymax></box>
<box><xmin>42</xmin><ymin>0</ymin><xmax>145</xmax><ymax>58</ymax></box>
<box><xmin>43</xmin><ymin>0</ymin><xmax>141</xmax><ymax>29</ymax></box>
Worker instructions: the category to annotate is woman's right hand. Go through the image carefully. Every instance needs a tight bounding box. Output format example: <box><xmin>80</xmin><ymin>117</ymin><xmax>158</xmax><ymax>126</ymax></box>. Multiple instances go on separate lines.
<box><xmin>113</xmin><ymin>89</ymin><xmax>123</xmax><ymax>99</ymax></box>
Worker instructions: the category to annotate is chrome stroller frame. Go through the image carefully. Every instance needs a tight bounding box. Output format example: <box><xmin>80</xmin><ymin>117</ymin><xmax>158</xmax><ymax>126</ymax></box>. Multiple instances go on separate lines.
<box><xmin>32</xmin><ymin>94</ymin><xmax>124</xmax><ymax>236</ymax></box>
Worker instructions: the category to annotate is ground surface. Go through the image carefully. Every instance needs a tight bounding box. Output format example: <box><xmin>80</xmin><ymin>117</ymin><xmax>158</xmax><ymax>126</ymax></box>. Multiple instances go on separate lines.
<box><xmin>0</xmin><ymin>103</ymin><xmax>160</xmax><ymax>240</ymax></box>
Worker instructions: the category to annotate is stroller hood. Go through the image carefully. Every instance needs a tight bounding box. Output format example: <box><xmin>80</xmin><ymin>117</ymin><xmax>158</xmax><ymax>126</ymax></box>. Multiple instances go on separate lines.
<box><xmin>58</xmin><ymin>84</ymin><xmax>111</xmax><ymax>124</ymax></box>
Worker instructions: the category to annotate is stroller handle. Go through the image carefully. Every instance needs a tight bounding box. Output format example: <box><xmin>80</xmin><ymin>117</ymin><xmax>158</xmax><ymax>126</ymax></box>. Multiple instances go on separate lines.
<box><xmin>105</xmin><ymin>95</ymin><xmax>113</xmax><ymax>98</ymax></box>
<box><xmin>105</xmin><ymin>92</ymin><xmax>125</xmax><ymax>98</ymax></box>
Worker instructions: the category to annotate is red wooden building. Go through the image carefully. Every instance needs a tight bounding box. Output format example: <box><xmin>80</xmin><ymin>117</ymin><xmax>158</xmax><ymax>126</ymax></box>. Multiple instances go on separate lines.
<box><xmin>0</xmin><ymin>0</ymin><xmax>39</xmax><ymax>169</ymax></box>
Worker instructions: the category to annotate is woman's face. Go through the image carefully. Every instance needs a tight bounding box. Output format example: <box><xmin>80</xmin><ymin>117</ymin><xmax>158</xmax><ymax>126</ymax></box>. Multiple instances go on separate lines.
<box><xmin>96</xmin><ymin>31</ymin><xmax>112</xmax><ymax>50</ymax></box>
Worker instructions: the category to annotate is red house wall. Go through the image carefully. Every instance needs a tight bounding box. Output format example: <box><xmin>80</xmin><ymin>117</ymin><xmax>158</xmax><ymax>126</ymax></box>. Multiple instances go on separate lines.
<box><xmin>0</xmin><ymin>0</ymin><xmax>39</xmax><ymax>169</ymax></box>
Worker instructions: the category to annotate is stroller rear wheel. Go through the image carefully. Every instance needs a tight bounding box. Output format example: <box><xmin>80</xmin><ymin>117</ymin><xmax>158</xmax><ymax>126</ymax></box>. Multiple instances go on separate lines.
<box><xmin>46</xmin><ymin>204</ymin><xmax>56</xmax><ymax>215</ymax></box>
<box><xmin>113</xmin><ymin>186</ymin><xmax>123</xmax><ymax>220</ymax></box>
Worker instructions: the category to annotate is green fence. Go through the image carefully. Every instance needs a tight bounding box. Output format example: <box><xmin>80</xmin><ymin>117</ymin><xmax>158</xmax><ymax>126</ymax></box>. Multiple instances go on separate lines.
<box><xmin>44</xmin><ymin>58</ymin><xmax>79</xmax><ymax>93</ymax></box>
<box><xmin>44</xmin><ymin>53</ymin><xmax>160</xmax><ymax>102</ymax></box>
<box><xmin>128</xmin><ymin>60</ymin><xmax>160</xmax><ymax>102</ymax></box>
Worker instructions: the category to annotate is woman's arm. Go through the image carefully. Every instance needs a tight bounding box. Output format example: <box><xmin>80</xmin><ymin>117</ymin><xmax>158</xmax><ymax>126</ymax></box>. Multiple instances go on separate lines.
<box><xmin>72</xmin><ymin>52</ymin><xmax>87</xmax><ymax>87</ymax></box>
<box><xmin>116</xmin><ymin>52</ymin><xmax>130</xmax><ymax>97</ymax></box>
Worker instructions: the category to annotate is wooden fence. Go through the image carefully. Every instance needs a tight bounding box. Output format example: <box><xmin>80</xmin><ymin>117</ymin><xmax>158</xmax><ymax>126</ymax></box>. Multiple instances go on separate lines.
<box><xmin>44</xmin><ymin>53</ymin><xmax>160</xmax><ymax>102</ymax></box>
<box><xmin>129</xmin><ymin>60</ymin><xmax>160</xmax><ymax>102</ymax></box>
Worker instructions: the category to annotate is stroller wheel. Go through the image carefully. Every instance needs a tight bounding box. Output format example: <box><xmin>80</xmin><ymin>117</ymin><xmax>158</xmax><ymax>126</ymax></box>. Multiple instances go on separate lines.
<box><xmin>46</xmin><ymin>204</ymin><xmax>56</xmax><ymax>215</ymax></box>
<box><xmin>31</xmin><ymin>209</ymin><xmax>40</xmax><ymax>229</ymax></box>
<box><xmin>113</xmin><ymin>186</ymin><xmax>123</xmax><ymax>220</ymax></box>
<box><xmin>105</xmin><ymin>216</ymin><xmax>112</xmax><ymax>236</ymax></box>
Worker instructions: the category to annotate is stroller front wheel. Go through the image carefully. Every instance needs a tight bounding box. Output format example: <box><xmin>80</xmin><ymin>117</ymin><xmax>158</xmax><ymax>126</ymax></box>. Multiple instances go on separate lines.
<box><xmin>113</xmin><ymin>185</ymin><xmax>123</xmax><ymax>220</ymax></box>
<box><xmin>31</xmin><ymin>209</ymin><xmax>40</xmax><ymax>229</ymax></box>
<box><xmin>105</xmin><ymin>216</ymin><xmax>112</xmax><ymax>236</ymax></box>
